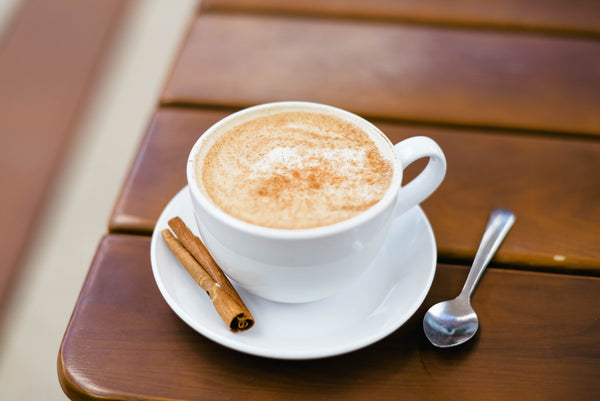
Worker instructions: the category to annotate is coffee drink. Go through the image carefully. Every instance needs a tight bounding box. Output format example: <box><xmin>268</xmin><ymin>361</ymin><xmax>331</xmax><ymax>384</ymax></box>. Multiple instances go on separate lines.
<box><xmin>195</xmin><ymin>110</ymin><xmax>393</xmax><ymax>229</ymax></box>
<box><xmin>186</xmin><ymin>102</ymin><xmax>446</xmax><ymax>302</ymax></box>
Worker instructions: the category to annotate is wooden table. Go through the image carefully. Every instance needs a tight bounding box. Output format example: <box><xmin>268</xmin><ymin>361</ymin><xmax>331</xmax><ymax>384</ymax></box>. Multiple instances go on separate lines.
<box><xmin>58</xmin><ymin>1</ymin><xmax>600</xmax><ymax>400</ymax></box>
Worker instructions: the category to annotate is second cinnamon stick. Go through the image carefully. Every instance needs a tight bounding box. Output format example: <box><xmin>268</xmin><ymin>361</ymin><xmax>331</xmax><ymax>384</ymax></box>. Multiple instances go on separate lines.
<box><xmin>168</xmin><ymin>217</ymin><xmax>247</xmax><ymax>308</ymax></box>
<box><xmin>161</xmin><ymin>229</ymin><xmax>253</xmax><ymax>332</ymax></box>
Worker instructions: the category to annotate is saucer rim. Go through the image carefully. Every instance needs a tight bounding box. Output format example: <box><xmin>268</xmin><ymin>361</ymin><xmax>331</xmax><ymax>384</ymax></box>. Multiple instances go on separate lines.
<box><xmin>150</xmin><ymin>186</ymin><xmax>436</xmax><ymax>360</ymax></box>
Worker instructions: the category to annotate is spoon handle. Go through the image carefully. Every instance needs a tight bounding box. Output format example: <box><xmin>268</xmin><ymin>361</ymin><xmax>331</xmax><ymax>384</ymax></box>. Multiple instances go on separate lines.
<box><xmin>459</xmin><ymin>208</ymin><xmax>515</xmax><ymax>300</ymax></box>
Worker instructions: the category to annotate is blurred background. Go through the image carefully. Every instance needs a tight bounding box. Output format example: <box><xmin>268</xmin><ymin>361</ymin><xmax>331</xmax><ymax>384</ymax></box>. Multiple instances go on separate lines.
<box><xmin>0</xmin><ymin>1</ymin><xmax>197</xmax><ymax>399</ymax></box>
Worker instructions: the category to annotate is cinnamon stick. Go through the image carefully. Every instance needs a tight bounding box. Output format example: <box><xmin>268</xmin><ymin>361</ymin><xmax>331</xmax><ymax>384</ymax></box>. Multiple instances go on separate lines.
<box><xmin>168</xmin><ymin>217</ymin><xmax>247</xmax><ymax>308</ymax></box>
<box><xmin>161</xmin><ymin>229</ymin><xmax>254</xmax><ymax>332</ymax></box>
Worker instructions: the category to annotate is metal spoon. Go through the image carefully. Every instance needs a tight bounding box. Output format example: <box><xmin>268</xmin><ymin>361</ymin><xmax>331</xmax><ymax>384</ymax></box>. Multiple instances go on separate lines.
<box><xmin>423</xmin><ymin>208</ymin><xmax>515</xmax><ymax>347</ymax></box>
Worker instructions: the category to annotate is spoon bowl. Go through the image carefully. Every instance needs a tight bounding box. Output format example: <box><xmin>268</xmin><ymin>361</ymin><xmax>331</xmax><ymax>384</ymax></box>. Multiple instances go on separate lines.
<box><xmin>423</xmin><ymin>208</ymin><xmax>515</xmax><ymax>348</ymax></box>
<box><xmin>423</xmin><ymin>297</ymin><xmax>478</xmax><ymax>348</ymax></box>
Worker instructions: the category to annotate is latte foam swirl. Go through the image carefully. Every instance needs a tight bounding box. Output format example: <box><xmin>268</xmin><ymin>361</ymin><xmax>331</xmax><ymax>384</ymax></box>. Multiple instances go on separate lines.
<box><xmin>198</xmin><ymin>111</ymin><xmax>393</xmax><ymax>229</ymax></box>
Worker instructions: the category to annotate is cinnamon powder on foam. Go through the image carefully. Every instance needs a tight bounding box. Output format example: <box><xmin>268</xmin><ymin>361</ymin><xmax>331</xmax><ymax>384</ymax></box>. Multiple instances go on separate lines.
<box><xmin>200</xmin><ymin>112</ymin><xmax>393</xmax><ymax>229</ymax></box>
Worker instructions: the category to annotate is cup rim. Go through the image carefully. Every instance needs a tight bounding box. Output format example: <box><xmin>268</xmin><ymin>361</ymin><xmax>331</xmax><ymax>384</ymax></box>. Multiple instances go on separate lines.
<box><xmin>186</xmin><ymin>101</ymin><xmax>403</xmax><ymax>240</ymax></box>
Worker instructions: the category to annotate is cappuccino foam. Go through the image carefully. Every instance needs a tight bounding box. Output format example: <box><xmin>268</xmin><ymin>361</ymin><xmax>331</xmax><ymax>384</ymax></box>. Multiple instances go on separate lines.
<box><xmin>197</xmin><ymin>111</ymin><xmax>393</xmax><ymax>229</ymax></box>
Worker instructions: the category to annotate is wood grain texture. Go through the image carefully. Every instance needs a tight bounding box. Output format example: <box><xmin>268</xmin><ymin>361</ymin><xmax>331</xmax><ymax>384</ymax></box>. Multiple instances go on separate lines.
<box><xmin>202</xmin><ymin>0</ymin><xmax>600</xmax><ymax>37</ymax></box>
<box><xmin>0</xmin><ymin>0</ymin><xmax>129</xmax><ymax>317</ymax></box>
<box><xmin>58</xmin><ymin>234</ymin><xmax>600</xmax><ymax>401</ymax></box>
<box><xmin>162</xmin><ymin>14</ymin><xmax>600</xmax><ymax>136</ymax></box>
<box><xmin>109</xmin><ymin>108</ymin><xmax>600</xmax><ymax>274</ymax></box>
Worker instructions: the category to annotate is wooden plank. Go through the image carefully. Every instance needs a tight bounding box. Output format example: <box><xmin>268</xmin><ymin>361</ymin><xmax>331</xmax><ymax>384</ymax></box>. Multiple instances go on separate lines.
<box><xmin>58</xmin><ymin>234</ymin><xmax>600</xmax><ymax>401</ymax></box>
<box><xmin>389</xmin><ymin>123</ymin><xmax>600</xmax><ymax>274</ymax></box>
<box><xmin>0</xmin><ymin>0</ymin><xmax>129</xmax><ymax>316</ymax></box>
<box><xmin>162</xmin><ymin>14</ymin><xmax>600</xmax><ymax>136</ymax></box>
<box><xmin>201</xmin><ymin>0</ymin><xmax>600</xmax><ymax>37</ymax></box>
<box><xmin>109</xmin><ymin>108</ymin><xmax>600</xmax><ymax>274</ymax></box>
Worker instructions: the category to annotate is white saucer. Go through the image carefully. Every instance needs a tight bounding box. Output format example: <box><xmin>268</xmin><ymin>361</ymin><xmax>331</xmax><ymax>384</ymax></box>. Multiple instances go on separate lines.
<box><xmin>150</xmin><ymin>186</ymin><xmax>437</xmax><ymax>360</ymax></box>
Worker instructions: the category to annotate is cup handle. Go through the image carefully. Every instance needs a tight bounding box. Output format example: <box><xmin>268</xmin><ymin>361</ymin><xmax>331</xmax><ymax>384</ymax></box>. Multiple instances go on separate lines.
<box><xmin>393</xmin><ymin>136</ymin><xmax>446</xmax><ymax>216</ymax></box>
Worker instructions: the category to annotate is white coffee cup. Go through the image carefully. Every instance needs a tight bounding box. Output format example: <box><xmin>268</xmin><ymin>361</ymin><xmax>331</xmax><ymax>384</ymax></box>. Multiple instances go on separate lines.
<box><xmin>187</xmin><ymin>102</ymin><xmax>446</xmax><ymax>303</ymax></box>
